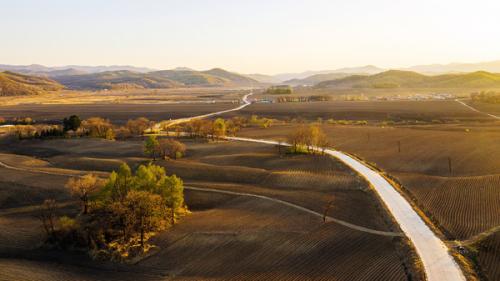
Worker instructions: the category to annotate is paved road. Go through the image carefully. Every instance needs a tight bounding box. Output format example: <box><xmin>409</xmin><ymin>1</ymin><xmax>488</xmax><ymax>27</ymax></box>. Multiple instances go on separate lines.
<box><xmin>160</xmin><ymin>92</ymin><xmax>465</xmax><ymax>281</ymax></box>
<box><xmin>456</xmin><ymin>99</ymin><xmax>500</xmax><ymax>120</ymax></box>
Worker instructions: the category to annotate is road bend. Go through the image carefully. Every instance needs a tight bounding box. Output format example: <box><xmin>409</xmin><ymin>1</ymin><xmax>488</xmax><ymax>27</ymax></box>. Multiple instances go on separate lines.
<box><xmin>160</xmin><ymin>92</ymin><xmax>466</xmax><ymax>281</ymax></box>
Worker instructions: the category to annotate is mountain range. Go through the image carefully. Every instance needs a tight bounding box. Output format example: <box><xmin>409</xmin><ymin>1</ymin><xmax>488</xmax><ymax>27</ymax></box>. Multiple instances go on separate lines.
<box><xmin>315</xmin><ymin>70</ymin><xmax>500</xmax><ymax>89</ymax></box>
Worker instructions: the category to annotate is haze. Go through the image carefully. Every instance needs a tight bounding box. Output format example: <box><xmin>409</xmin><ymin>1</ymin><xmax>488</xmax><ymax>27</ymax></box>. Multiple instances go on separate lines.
<box><xmin>1</xmin><ymin>0</ymin><xmax>500</xmax><ymax>74</ymax></box>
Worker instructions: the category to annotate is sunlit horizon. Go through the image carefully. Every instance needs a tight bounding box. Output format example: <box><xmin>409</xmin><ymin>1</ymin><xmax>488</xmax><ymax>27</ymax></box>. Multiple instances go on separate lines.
<box><xmin>2</xmin><ymin>0</ymin><xmax>500</xmax><ymax>74</ymax></box>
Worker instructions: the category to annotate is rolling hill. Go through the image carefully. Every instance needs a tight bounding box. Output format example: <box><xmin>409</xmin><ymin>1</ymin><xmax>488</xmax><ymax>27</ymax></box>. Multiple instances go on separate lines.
<box><xmin>54</xmin><ymin>68</ymin><xmax>259</xmax><ymax>90</ymax></box>
<box><xmin>0</xmin><ymin>71</ymin><xmax>64</xmax><ymax>96</ymax></box>
<box><xmin>315</xmin><ymin>70</ymin><xmax>500</xmax><ymax>89</ymax></box>
<box><xmin>284</xmin><ymin>73</ymin><xmax>354</xmax><ymax>86</ymax></box>
<box><xmin>54</xmin><ymin>70</ymin><xmax>182</xmax><ymax>90</ymax></box>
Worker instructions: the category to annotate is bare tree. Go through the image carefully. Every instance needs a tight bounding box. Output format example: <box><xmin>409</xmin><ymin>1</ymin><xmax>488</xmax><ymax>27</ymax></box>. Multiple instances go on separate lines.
<box><xmin>36</xmin><ymin>199</ymin><xmax>58</xmax><ymax>238</ymax></box>
<box><xmin>66</xmin><ymin>174</ymin><xmax>103</xmax><ymax>214</ymax></box>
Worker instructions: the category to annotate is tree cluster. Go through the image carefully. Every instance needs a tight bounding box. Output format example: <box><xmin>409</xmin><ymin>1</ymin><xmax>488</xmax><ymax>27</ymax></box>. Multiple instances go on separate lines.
<box><xmin>265</xmin><ymin>85</ymin><xmax>293</xmax><ymax>95</ymax></box>
<box><xmin>41</xmin><ymin>163</ymin><xmax>186</xmax><ymax>261</ymax></box>
<box><xmin>287</xmin><ymin>125</ymin><xmax>329</xmax><ymax>154</ymax></box>
<box><xmin>144</xmin><ymin>136</ymin><xmax>187</xmax><ymax>160</ymax></box>
<box><xmin>471</xmin><ymin>91</ymin><xmax>500</xmax><ymax>104</ymax></box>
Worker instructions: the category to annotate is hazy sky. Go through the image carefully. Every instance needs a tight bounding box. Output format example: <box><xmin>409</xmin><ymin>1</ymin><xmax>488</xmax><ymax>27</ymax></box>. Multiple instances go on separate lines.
<box><xmin>1</xmin><ymin>0</ymin><xmax>500</xmax><ymax>74</ymax></box>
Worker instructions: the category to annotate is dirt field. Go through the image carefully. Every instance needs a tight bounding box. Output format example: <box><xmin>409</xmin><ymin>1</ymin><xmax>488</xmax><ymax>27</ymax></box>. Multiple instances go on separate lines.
<box><xmin>228</xmin><ymin>100</ymin><xmax>493</xmax><ymax>122</ymax></box>
<box><xmin>464</xmin><ymin>100</ymin><xmax>500</xmax><ymax>116</ymax></box>
<box><xmin>236</xmin><ymin>122</ymin><xmax>500</xmax><ymax>279</ymax></box>
<box><xmin>0</xmin><ymin>87</ymin><xmax>247</xmax><ymax>106</ymax></box>
<box><xmin>0</xmin><ymin>137</ymin><xmax>419</xmax><ymax>280</ymax></box>
<box><xmin>0</xmin><ymin>102</ymin><xmax>238</xmax><ymax>125</ymax></box>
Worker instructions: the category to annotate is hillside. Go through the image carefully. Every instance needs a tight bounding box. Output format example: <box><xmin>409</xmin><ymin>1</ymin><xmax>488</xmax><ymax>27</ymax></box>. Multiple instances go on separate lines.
<box><xmin>55</xmin><ymin>68</ymin><xmax>259</xmax><ymax>90</ymax></box>
<box><xmin>284</xmin><ymin>73</ymin><xmax>353</xmax><ymax>86</ymax></box>
<box><xmin>151</xmin><ymin>70</ymin><xmax>229</xmax><ymax>86</ymax></box>
<box><xmin>316</xmin><ymin>70</ymin><xmax>500</xmax><ymax>89</ymax></box>
<box><xmin>54</xmin><ymin>70</ymin><xmax>182</xmax><ymax>90</ymax></box>
<box><xmin>0</xmin><ymin>71</ymin><xmax>64</xmax><ymax>96</ymax></box>
<box><xmin>202</xmin><ymin>68</ymin><xmax>258</xmax><ymax>85</ymax></box>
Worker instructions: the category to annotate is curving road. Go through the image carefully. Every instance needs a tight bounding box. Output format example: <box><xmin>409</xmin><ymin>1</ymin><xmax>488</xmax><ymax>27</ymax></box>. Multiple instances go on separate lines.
<box><xmin>161</xmin><ymin>91</ymin><xmax>466</xmax><ymax>281</ymax></box>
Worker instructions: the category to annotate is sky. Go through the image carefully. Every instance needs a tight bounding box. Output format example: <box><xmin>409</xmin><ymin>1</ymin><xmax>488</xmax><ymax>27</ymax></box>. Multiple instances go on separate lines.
<box><xmin>1</xmin><ymin>0</ymin><xmax>500</xmax><ymax>74</ymax></box>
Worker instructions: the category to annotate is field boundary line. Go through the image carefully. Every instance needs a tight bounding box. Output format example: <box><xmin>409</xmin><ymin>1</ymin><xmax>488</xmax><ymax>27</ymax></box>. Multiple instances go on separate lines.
<box><xmin>153</xmin><ymin>92</ymin><xmax>465</xmax><ymax>281</ymax></box>
<box><xmin>455</xmin><ymin>99</ymin><xmax>500</xmax><ymax>120</ymax></box>
<box><xmin>0</xmin><ymin>159</ymin><xmax>399</xmax><ymax>236</ymax></box>
<box><xmin>185</xmin><ymin>186</ymin><xmax>402</xmax><ymax>237</ymax></box>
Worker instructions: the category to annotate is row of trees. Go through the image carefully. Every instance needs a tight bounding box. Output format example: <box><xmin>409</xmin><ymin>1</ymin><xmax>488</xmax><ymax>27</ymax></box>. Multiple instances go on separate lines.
<box><xmin>471</xmin><ymin>91</ymin><xmax>500</xmax><ymax>104</ymax></box>
<box><xmin>275</xmin><ymin>95</ymin><xmax>331</xmax><ymax>103</ymax></box>
<box><xmin>171</xmin><ymin>115</ymin><xmax>272</xmax><ymax>140</ymax></box>
<box><xmin>41</xmin><ymin>163</ymin><xmax>186</xmax><ymax>260</ymax></box>
<box><xmin>287</xmin><ymin>125</ymin><xmax>329</xmax><ymax>154</ymax></box>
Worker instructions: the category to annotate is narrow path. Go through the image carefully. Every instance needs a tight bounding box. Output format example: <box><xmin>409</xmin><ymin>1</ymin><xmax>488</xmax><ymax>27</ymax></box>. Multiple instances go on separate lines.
<box><xmin>0</xmin><ymin>158</ymin><xmax>398</xmax><ymax>236</ymax></box>
<box><xmin>185</xmin><ymin>186</ymin><xmax>401</xmax><ymax>237</ymax></box>
<box><xmin>455</xmin><ymin>99</ymin><xmax>500</xmax><ymax>120</ymax></box>
<box><xmin>159</xmin><ymin>92</ymin><xmax>466</xmax><ymax>281</ymax></box>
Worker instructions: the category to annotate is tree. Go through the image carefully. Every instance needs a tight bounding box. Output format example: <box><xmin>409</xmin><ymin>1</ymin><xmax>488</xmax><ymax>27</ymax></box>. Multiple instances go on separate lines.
<box><xmin>144</xmin><ymin>135</ymin><xmax>159</xmax><ymax>160</ymax></box>
<box><xmin>212</xmin><ymin>118</ymin><xmax>226</xmax><ymax>139</ymax></box>
<box><xmin>63</xmin><ymin>115</ymin><xmax>81</xmax><ymax>132</ymax></box>
<box><xmin>82</xmin><ymin>117</ymin><xmax>113</xmax><ymax>138</ymax></box>
<box><xmin>100</xmin><ymin>163</ymin><xmax>134</xmax><ymax>203</ymax></box>
<box><xmin>126</xmin><ymin>117</ymin><xmax>152</xmax><ymax>136</ymax></box>
<box><xmin>66</xmin><ymin>174</ymin><xmax>102</xmax><ymax>214</ymax></box>
<box><xmin>36</xmin><ymin>199</ymin><xmax>58</xmax><ymax>239</ymax></box>
<box><xmin>159</xmin><ymin>174</ymin><xmax>184</xmax><ymax>225</ymax></box>
<box><xmin>158</xmin><ymin>139</ymin><xmax>186</xmax><ymax>159</ymax></box>
<box><xmin>123</xmin><ymin>190</ymin><xmax>167</xmax><ymax>248</ymax></box>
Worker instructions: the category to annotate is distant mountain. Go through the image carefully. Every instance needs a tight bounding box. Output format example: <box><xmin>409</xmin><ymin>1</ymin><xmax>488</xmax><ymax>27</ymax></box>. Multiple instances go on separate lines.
<box><xmin>315</xmin><ymin>70</ymin><xmax>500</xmax><ymax>89</ymax></box>
<box><xmin>245</xmin><ymin>74</ymin><xmax>280</xmax><ymax>84</ymax></box>
<box><xmin>54</xmin><ymin>68</ymin><xmax>259</xmax><ymax>90</ymax></box>
<box><xmin>0</xmin><ymin>71</ymin><xmax>64</xmax><ymax>96</ymax></box>
<box><xmin>202</xmin><ymin>68</ymin><xmax>258</xmax><ymax>85</ymax></box>
<box><xmin>284</xmin><ymin>73</ymin><xmax>355</xmax><ymax>86</ymax></box>
<box><xmin>265</xmin><ymin>65</ymin><xmax>385</xmax><ymax>83</ymax></box>
<box><xmin>405</xmin><ymin>61</ymin><xmax>500</xmax><ymax>74</ymax></box>
<box><xmin>0</xmin><ymin>64</ymin><xmax>156</xmax><ymax>75</ymax></box>
<box><xmin>151</xmin><ymin>70</ymin><xmax>228</xmax><ymax>86</ymax></box>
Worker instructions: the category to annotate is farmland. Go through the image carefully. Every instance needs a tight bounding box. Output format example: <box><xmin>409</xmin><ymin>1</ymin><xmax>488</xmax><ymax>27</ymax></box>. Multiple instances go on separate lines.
<box><xmin>229</xmin><ymin>99</ymin><xmax>493</xmax><ymax>122</ymax></box>
<box><xmin>0</xmin><ymin>137</ymin><xmax>421</xmax><ymax>280</ymax></box>
<box><xmin>233</xmin><ymin>99</ymin><xmax>500</xmax><ymax>280</ymax></box>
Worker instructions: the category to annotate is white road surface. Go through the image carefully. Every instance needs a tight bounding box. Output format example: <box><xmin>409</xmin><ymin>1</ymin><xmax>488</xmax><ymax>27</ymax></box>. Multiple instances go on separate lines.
<box><xmin>456</xmin><ymin>99</ymin><xmax>500</xmax><ymax>120</ymax></box>
<box><xmin>164</xmin><ymin>91</ymin><xmax>466</xmax><ymax>281</ymax></box>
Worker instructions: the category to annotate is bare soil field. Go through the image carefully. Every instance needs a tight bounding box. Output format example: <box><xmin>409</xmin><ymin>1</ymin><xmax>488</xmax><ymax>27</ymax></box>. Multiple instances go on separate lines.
<box><xmin>0</xmin><ymin>102</ymin><xmax>237</xmax><ymax>125</ymax></box>
<box><xmin>228</xmin><ymin>100</ymin><xmax>493</xmax><ymax>122</ymax></box>
<box><xmin>237</xmin><ymin>123</ymin><xmax>500</xmax><ymax>279</ymax></box>
<box><xmin>473</xmin><ymin>231</ymin><xmax>500</xmax><ymax>281</ymax></box>
<box><xmin>464</xmin><ymin>100</ymin><xmax>500</xmax><ymax>116</ymax></box>
<box><xmin>0</xmin><ymin>87</ymin><xmax>247</xmax><ymax>106</ymax></box>
<box><xmin>0</xmin><ymin>137</ymin><xmax>419</xmax><ymax>280</ymax></box>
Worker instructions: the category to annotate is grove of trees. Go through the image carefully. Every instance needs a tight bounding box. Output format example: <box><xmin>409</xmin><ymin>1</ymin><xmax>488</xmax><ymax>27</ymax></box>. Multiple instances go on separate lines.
<box><xmin>42</xmin><ymin>163</ymin><xmax>186</xmax><ymax>260</ymax></box>
<box><xmin>287</xmin><ymin>125</ymin><xmax>329</xmax><ymax>154</ymax></box>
